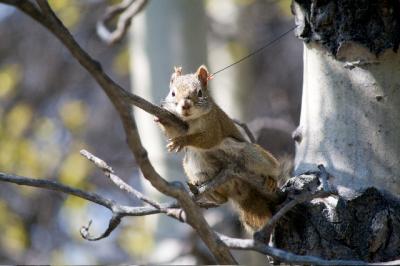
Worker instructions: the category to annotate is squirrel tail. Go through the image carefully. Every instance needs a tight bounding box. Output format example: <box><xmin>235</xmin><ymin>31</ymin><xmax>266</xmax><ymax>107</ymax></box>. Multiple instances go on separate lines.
<box><xmin>277</xmin><ymin>154</ymin><xmax>294</xmax><ymax>187</ymax></box>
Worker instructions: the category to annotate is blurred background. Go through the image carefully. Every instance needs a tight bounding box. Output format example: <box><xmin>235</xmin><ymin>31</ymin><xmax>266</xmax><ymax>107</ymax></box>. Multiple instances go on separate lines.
<box><xmin>0</xmin><ymin>0</ymin><xmax>301</xmax><ymax>264</ymax></box>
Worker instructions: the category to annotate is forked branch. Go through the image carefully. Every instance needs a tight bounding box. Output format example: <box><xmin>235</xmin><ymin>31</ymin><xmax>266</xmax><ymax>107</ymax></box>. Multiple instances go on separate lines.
<box><xmin>0</xmin><ymin>0</ymin><xmax>233</xmax><ymax>263</ymax></box>
<box><xmin>97</xmin><ymin>0</ymin><xmax>149</xmax><ymax>45</ymax></box>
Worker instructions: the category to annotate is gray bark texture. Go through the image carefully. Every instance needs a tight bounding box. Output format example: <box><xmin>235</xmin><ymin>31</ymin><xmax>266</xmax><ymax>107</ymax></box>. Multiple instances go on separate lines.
<box><xmin>275</xmin><ymin>175</ymin><xmax>400</xmax><ymax>262</ymax></box>
<box><xmin>274</xmin><ymin>0</ymin><xmax>400</xmax><ymax>262</ymax></box>
<box><xmin>292</xmin><ymin>0</ymin><xmax>400</xmax><ymax>55</ymax></box>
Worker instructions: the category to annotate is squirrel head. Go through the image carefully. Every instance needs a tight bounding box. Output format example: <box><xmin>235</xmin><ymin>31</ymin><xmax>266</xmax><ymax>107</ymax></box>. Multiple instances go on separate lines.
<box><xmin>163</xmin><ymin>65</ymin><xmax>213</xmax><ymax>121</ymax></box>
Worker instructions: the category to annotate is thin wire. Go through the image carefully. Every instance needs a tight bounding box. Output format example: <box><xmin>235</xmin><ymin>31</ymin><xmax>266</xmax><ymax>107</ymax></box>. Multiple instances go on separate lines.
<box><xmin>209</xmin><ymin>25</ymin><xmax>297</xmax><ymax>78</ymax></box>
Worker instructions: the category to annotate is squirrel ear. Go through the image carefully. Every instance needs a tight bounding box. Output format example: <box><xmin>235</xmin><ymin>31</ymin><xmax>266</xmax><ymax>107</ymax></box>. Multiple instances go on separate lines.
<box><xmin>174</xmin><ymin>66</ymin><xmax>182</xmax><ymax>76</ymax></box>
<box><xmin>196</xmin><ymin>65</ymin><xmax>209</xmax><ymax>87</ymax></box>
<box><xmin>170</xmin><ymin>66</ymin><xmax>182</xmax><ymax>83</ymax></box>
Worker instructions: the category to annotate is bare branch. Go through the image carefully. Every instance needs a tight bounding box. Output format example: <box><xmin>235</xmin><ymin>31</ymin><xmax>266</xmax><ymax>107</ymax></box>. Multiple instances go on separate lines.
<box><xmin>233</xmin><ymin>119</ymin><xmax>257</xmax><ymax>143</ymax></box>
<box><xmin>0</xmin><ymin>1</ymin><xmax>235</xmax><ymax>263</ymax></box>
<box><xmin>80</xmin><ymin>149</ymin><xmax>114</xmax><ymax>173</ymax></box>
<box><xmin>80</xmin><ymin>149</ymin><xmax>162</xmax><ymax>209</ymax></box>
<box><xmin>0</xmin><ymin>172</ymin><xmax>182</xmax><ymax>217</ymax></box>
<box><xmin>232</xmin><ymin>171</ymin><xmax>285</xmax><ymax>200</ymax></box>
<box><xmin>97</xmin><ymin>0</ymin><xmax>149</xmax><ymax>45</ymax></box>
<box><xmin>0</xmin><ymin>171</ymin><xmax>187</xmax><ymax>240</ymax></box>
<box><xmin>254</xmin><ymin>166</ymin><xmax>337</xmax><ymax>243</ymax></box>
<box><xmin>81</xmin><ymin>215</ymin><xmax>122</xmax><ymax>241</ymax></box>
<box><xmin>193</xmin><ymin>166</ymin><xmax>284</xmax><ymax>203</ymax></box>
<box><xmin>255</xmin><ymin>189</ymin><xmax>332</xmax><ymax>243</ymax></box>
<box><xmin>20</xmin><ymin>0</ymin><xmax>187</xmax><ymax>134</ymax></box>
<box><xmin>0</xmin><ymin>172</ymin><xmax>114</xmax><ymax>209</ymax></box>
<box><xmin>218</xmin><ymin>233</ymin><xmax>400</xmax><ymax>266</ymax></box>
<box><xmin>218</xmin><ymin>230</ymin><xmax>400</xmax><ymax>265</ymax></box>
<box><xmin>193</xmin><ymin>168</ymin><xmax>232</xmax><ymax>198</ymax></box>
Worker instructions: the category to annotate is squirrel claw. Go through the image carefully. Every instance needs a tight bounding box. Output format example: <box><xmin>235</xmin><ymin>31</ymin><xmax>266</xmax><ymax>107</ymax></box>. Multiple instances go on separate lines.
<box><xmin>167</xmin><ymin>137</ymin><xmax>184</xmax><ymax>152</ymax></box>
<box><xmin>154</xmin><ymin>116</ymin><xmax>161</xmax><ymax>123</ymax></box>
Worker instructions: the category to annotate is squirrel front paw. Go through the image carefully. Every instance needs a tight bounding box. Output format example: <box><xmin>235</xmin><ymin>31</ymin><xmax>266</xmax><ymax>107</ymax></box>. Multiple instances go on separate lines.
<box><xmin>154</xmin><ymin>116</ymin><xmax>161</xmax><ymax>123</ymax></box>
<box><xmin>167</xmin><ymin>136</ymin><xmax>186</xmax><ymax>152</ymax></box>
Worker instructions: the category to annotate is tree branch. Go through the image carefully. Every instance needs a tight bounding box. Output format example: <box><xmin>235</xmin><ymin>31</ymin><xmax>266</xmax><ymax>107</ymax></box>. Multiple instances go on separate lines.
<box><xmin>254</xmin><ymin>166</ymin><xmax>336</xmax><ymax>243</ymax></box>
<box><xmin>0</xmin><ymin>171</ymin><xmax>181</xmax><ymax>218</ymax></box>
<box><xmin>80</xmin><ymin>149</ymin><xmax>162</xmax><ymax>209</ymax></box>
<box><xmin>218</xmin><ymin>233</ymin><xmax>400</xmax><ymax>266</ymax></box>
<box><xmin>192</xmin><ymin>166</ymin><xmax>285</xmax><ymax>203</ymax></box>
<box><xmin>0</xmin><ymin>170</ymin><xmax>205</xmax><ymax>242</ymax></box>
<box><xmin>0</xmin><ymin>1</ymin><xmax>235</xmax><ymax>263</ymax></box>
<box><xmin>0</xmin><ymin>172</ymin><xmax>114</xmax><ymax>208</ymax></box>
<box><xmin>97</xmin><ymin>0</ymin><xmax>149</xmax><ymax>45</ymax></box>
<box><xmin>233</xmin><ymin>119</ymin><xmax>256</xmax><ymax>143</ymax></box>
<box><xmin>6</xmin><ymin>0</ymin><xmax>188</xmax><ymax>134</ymax></box>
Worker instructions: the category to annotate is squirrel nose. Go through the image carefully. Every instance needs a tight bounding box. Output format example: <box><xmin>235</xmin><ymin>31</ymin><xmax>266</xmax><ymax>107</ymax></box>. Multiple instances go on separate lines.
<box><xmin>181</xmin><ymin>100</ymin><xmax>192</xmax><ymax>110</ymax></box>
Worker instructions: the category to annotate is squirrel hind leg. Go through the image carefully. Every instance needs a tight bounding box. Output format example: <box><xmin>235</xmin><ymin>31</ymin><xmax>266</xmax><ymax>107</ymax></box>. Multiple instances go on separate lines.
<box><xmin>239</xmin><ymin>206</ymin><xmax>272</xmax><ymax>233</ymax></box>
<box><xmin>233</xmin><ymin>189</ymin><xmax>274</xmax><ymax>233</ymax></box>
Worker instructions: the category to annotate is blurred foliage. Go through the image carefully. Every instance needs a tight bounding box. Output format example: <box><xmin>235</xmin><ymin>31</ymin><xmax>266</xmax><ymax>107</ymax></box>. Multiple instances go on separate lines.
<box><xmin>0</xmin><ymin>64</ymin><xmax>21</xmax><ymax>100</ymax></box>
<box><xmin>59</xmin><ymin>100</ymin><xmax>88</xmax><ymax>133</ymax></box>
<box><xmin>59</xmin><ymin>150</ymin><xmax>91</xmax><ymax>188</ymax></box>
<box><xmin>227</xmin><ymin>41</ymin><xmax>248</xmax><ymax>60</ymax></box>
<box><xmin>234</xmin><ymin>0</ymin><xmax>256</xmax><ymax>6</ymax></box>
<box><xmin>62</xmin><ymin>195</ymin><xmax>90</xmax><ymax>240</ymax></box>
<box><xmin>48</xmin><ymin>0</ymin><xmax>80</xmax><ymax>29</ymax></box>
<box><xmin>118</xmin><ymin>218</ymin><xmax>155</xmax><ymax>259</ymax></box>
<box><xmin>0</xmin><ymin>1</ymin><xmax>99</xmax><ymax>263</ymax></box>
<box><xmin>6</xmin><ymin>103</ymin><xmax>32</xmax><ymax>138</ymax></box>
<box><xmin>277</xmin><ymin>0</ymin><xmax>292</xmax><ymax>16</ymax></box>
<box><xmin>113</xmin><ymin>45</ymin><xmax>131</xmax><ymax>76</ymax></box>
<box><xmin>0</xmin><ymin>201</ymin><xmax>27</xmax><ymax>257</ymax></box>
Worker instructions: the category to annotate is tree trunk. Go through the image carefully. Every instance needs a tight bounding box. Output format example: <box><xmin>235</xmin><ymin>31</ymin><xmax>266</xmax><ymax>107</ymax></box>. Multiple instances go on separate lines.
<box><xmin>129</xmin><ymin>1</ymin><xmax>207</xmax><ymax>262</ymax></box>
<box><xmin>295</xmin><ymin>44</ymin><xmax>400</xmax><ymax>198</ymax></box>
<box><xmin>274</xmin><ymin>0</ymin><xmax>400</xmax><ymax>261</ymax></box>
<box><xmin>293</xmin><ymin>0</ymin><xmax>400</xmax><ymax>197</ymax></box>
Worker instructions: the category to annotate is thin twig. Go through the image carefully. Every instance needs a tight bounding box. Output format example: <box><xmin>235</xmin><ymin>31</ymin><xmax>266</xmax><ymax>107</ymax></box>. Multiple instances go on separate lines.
<box><xmin>194</xmin><ymin>169</ymin><xmax>232</xmax><ymax>198</ymax></box>
<box><xmin>232</xmin><ymin>171</ymin><xmax>285</xmax><ymax>200</ymax></box>
<box><xmin>1</xmin><ymin>1</ymin><xmax>235</xmax><ymax>263</ymax></box>
<box><xmin>0</xmin><ymin>172</ymin><xmax>179</xmax><ymax>218</ymax></box>
<box><xmin>30</xmin><ymin>0</ymin><xmax>188</xmax><ymax>134</ymax></box>
<box><xmin>97</xmin><ymin>0</ymin><xmax>149</xmax><ymax>45</ymax></box>
<box><xmin>29</xmin><ymin>3</ymin><xmax>233</xmax><ymax>262</ymax></box>
<box><xmin>194</xmin><ymin>167</ymin><xmax>284</xmax><ymax>202</ymax></box>
<box><xmin>233</xmin><ymin>119</ymin><xmax>257</xmax><ymax>143</ymax></box>
<box><xmin>254</xmin><ymin>165</ymin><xmax>337</xmax><ymax>243</ymax></box>
<box><xmin>254</xmin><ymin>190</ymin><xmax>331</xmax><ymax>243</ymax></box>
<box><xmin>80</xmin><ymin>149</ymin><xmax>161</xmax><ymax>209</ymax></box>
<box><xmin>0</xmin><ymin>172</ymin><xmax>114</xmax><ymax>209</ymax></box>
<box><xmin>80</xmin><ymin>149</ymin><xmax>114</xmax><ymax>173</ymax></box>
<box><xmin>81</xmin><ymin>215</ymin><xmax>122</xmax><ymax>241</ymax></box>
<box><xmin>0</xmin><ymin>170</ymin><xmax>186</xmax><ymax>241</ymax></box>
<box><xmin>218</xmin><ymin>233</ymin><xmax>400</xmax><ymax>266</ymax></box>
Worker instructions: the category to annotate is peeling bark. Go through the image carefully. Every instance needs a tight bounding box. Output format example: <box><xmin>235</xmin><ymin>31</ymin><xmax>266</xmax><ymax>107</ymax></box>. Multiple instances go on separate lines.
<box><xmin>293</xmin><ymin>0</ymin><xmax>400</xmax><ymax>196</ymax></box>
<box><xmin>274</xmin><ymin>175</ymin><xmax>400</xmax><ymax>262</ymax></box>
<box><xmin>292</xmin><ymin>0</ymin><xmax>400</xmax><ymax>55</ymax></box>
<box><xmin>281</xmin><ymin>1</ymin><xmax>400</xmax><ymax>261</ymax></box>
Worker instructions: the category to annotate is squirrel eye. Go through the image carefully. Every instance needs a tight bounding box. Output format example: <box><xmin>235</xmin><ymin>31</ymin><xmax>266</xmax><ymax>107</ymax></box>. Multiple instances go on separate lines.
<box><xmin>197</xmin><ymin>90</ymin><xmax>203</xmax><ymax>97</ymax></box>
<box><xmin>172</xmin><ymin>91</ymin><xmax>175</xmax><ymax>97</ymax></box>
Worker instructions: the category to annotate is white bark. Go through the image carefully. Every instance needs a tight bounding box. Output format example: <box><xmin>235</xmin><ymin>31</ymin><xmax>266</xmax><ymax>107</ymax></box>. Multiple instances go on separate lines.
<box><xmin>295</xmin><ymin>42</ymin><xmax>400</xmax><ymax>197</ymax></box>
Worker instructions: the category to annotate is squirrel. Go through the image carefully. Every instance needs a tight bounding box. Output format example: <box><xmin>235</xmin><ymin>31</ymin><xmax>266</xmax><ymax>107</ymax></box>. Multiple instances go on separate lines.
<box><xmin>156</xmin><ymin>65</ymin><xmax>286</xmax><ymax>232</ymax></box>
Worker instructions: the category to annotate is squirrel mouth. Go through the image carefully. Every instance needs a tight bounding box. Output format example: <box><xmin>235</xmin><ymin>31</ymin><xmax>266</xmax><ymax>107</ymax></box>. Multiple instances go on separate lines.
<box><xmin>181</xmin><ymin>111</ymin><xmax>191</xmax><ymax>117</ymax></box>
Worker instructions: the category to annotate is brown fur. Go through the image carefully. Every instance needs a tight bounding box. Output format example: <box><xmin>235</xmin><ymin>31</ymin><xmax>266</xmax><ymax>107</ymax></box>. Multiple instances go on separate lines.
<box><xmin>158</xmin><ymin>65</ymin><xmax>285</xmax><ymax>232</ymax></box>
